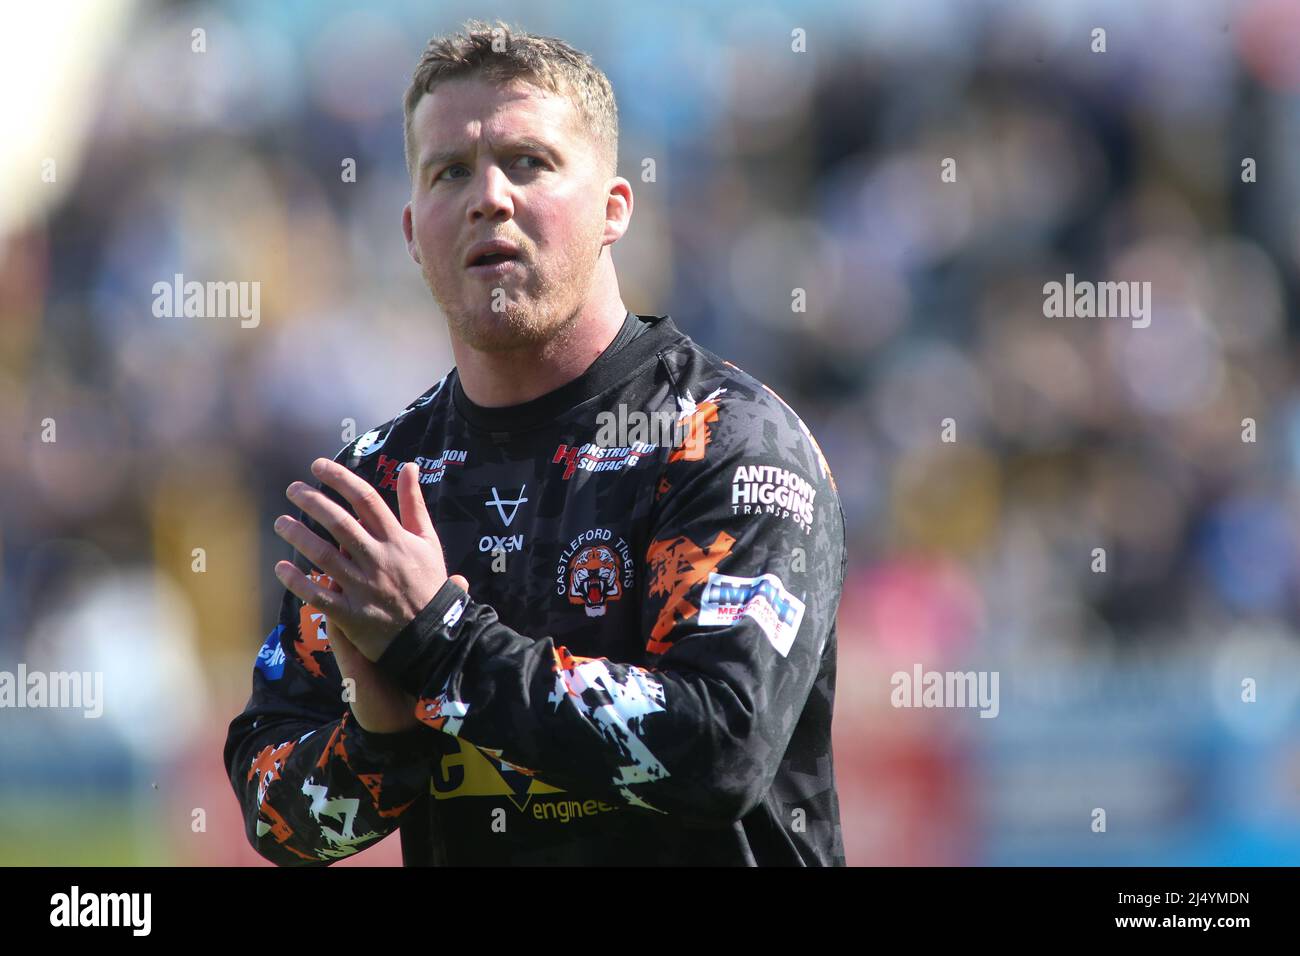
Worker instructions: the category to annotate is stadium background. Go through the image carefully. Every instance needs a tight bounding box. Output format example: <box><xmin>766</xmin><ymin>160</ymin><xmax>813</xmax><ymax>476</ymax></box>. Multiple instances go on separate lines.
<box><xmin>3</xmin><ymin>0</ymin><xmax>1300</xmax><ymax>865</ymax></box>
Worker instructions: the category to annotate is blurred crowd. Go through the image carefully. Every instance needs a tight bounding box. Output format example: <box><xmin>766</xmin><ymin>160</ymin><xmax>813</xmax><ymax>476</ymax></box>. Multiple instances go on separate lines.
<box><xmin>3</xmin><ymin>0</ymin><xmax>1300</xmax><ymax>864</ymax></box>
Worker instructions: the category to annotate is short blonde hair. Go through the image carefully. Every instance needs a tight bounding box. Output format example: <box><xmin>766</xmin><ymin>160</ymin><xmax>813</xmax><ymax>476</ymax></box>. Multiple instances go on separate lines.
<box><xmin>402</xmin><ymin>19</ymin><xmax>619</xmax><ymax>180</ymax></box>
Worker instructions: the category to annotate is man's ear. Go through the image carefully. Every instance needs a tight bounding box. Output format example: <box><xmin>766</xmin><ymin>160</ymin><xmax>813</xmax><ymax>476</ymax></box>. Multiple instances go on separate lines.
<box><xmin>402</xmin><ymin>202</ymin><xmax>421</xmax><ymax>265</ymax></box>
<box><xmin>602</xmin><ymin>177</ymin><xmax>633</xmax><ymax>246</ymax></box>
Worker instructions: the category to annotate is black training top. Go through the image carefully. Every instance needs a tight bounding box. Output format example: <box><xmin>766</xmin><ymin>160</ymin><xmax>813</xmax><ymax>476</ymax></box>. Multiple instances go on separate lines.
<box><xmin>224</xmin><ymin>311</ymin><xmax>847</xmax><ymax>865</ymax></box>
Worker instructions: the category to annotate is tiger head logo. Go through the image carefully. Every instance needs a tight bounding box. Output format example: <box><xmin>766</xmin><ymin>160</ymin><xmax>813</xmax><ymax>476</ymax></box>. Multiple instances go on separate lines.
<box><xmin>567</xmin><ymin>545</ymin><xmax>622</xmax><ymax>617</ymax></box>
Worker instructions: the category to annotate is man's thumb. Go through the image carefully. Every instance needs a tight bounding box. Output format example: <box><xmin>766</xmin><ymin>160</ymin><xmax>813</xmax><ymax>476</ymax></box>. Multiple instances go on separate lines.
<box><xmin>448</xmin><ymin>574</ymin><xmax>469</xmax><ymax>592</ymax></box>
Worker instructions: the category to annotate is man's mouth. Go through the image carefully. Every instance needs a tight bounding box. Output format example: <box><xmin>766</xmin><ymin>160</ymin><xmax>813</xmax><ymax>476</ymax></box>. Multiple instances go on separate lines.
<box><xmin>465</xmin><ymin>240</ymin><xmax>524</xmax><ymax>273</ymax></box>
<box><xmin>467</xmin><ymin>254</ymin><xmax>522</xmax><ymax>277</ymax></box>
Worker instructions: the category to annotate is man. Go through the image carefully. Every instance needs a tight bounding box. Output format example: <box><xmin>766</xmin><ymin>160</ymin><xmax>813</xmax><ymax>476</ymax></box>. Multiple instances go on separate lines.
<box><xmin>223</xmin><ymin>19</ymin><xmax>847</xmax><ymax>866</ymax></box>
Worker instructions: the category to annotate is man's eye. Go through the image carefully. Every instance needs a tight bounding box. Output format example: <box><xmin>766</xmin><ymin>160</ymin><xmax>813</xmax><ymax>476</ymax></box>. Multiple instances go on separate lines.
<box><xmin>434</xmin><ymin>158</ymin><xmax>542</xmax><ymax>184</ymax></box>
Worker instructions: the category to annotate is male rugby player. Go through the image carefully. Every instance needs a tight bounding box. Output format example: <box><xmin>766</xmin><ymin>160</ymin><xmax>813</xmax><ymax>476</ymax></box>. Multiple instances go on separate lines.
<box><xmin>225</xmin><ymin>19</ymin><xmax>847</xmax><ymax>866</ymax></box>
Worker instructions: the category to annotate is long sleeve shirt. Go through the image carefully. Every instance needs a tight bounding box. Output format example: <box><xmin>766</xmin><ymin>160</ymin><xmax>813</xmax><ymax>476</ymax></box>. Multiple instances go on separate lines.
<box><xmin>223</xmin><ymin>311</ymin><xmax>847</xmax><ymax>865</ymax></box>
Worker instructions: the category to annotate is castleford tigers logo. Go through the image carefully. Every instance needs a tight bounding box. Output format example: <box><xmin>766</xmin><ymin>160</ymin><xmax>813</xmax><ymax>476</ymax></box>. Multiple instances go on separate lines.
<box><xmin>567</xmin><ymin>545</ymin><xmax>622</xmax><ymax>616</ymax></box>
<box><xmin>555</xmin><ymin>528</ymin><xmax>635</xmax><ymax>617</ymax></box>
<box><xmin>645</xmin><ymin>530</ymin><xmax>736</xmax><ymax>653</ymax></box>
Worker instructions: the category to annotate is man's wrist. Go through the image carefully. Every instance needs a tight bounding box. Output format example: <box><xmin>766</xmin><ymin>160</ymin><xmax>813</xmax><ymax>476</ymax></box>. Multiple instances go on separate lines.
<box><xmin>376</xmin><ymin>578</ymin><xmax>471</xmax><ymax>695</ymax></box>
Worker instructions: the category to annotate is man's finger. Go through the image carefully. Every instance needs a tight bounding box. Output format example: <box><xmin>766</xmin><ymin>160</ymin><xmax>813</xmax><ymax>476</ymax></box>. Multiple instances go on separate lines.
<box><xmin>310</xmin><ymin>458</ymin><xmax>400</xmax><ymax>539</ymax></box>
<box><xmin>286</xmin><ymin>482</ymin><xmax>377</xmax><ymax>563</ymax></box>
<box><xmin>397</xmin><ymin>461</ymin><xmax>436</xmax><ymax>537</ymax></box>
<box><xmin>275</xmin><ymin>560</ymin><xmax>348</xmax><ymax>614</ymax></box>
<box><xmin>274</xmin><ymin>515</ymin><xmax>358</xmax><ymax>585</ymax></box>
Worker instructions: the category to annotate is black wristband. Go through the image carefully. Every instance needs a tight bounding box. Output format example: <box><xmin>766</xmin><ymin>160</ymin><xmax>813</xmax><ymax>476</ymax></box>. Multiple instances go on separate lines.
<box><xmin>375</xmin><ymin>578</ymin><xmax>470</xmax><ymax>695</ymax></box>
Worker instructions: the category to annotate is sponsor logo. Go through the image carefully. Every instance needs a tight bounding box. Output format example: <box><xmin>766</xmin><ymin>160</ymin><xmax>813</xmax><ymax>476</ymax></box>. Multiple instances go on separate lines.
<box><xmin>478</xmin><ymin>533</ymin><xmax>523</xmax><ymax>554</ymax></box>
<box><xmin>484</xmin><ymin>485</ymin><xmax>528</xmax><ymax>526</ymax></box>
<box><xmin>556</xmin><ymin>528</ymin><xmax>634</xmax><ymax>617</ymax></box>
<box><xmin>415</xmin><ymin>449</ymin><xmax>467</xmax><ymax>483</ymax></box>
<box><xmin>731</xmin><ymin>464</ymin><xmax>816</xmax><ymax>533</ymax></box>
<box><xmin>644</xmin><ymin>530</ymin><xmax>737</xmax><ymax>653</ymax></box>
<box><xmin>254</xmin><ymin>625</ymin><xmax>286</xmax><ymax>680</ymax></box>
<box><xmin>551</xmin><ymin>440</ymin><xmax>657</xmax><ymax>480</ymax></box>
<box><xmin>375</xmin><ymin>449</ymin><xmax>466</xmax><ymax>490</ymax></box>
<box><xmin>425</xmin><ymin>741</ymin><xmax>622</xmax><ymax>821</ymax></box>
<box><xmin>429</xmin><ymin>735</ymin><xmax>563</xmax><ymax>811</ymax></box>
<box><xmin>442</xmin><ymin>597</ymin><xmax>466</xmax><ymax>630</ymax></box>
<box><xmin>376</xmin><ymin>454</ymin><xmax>401</xmax><ymax>490</ymax></box>
<box><xmin>548</xmin><ymin>387</ymin><xmax>726</xmax><ymax>480</ymax></box>
<box><xmin>480</xmin><ymin>486</ymin><xmax>529</xmax><ymax>553</ymax></box>
<box><xmin>531</xmin><ymin>796</ymin><xmax>622</xmax><ymax>823</ymax></box>
<box><xmin>698</xmin><ymin>571</ymin><xmax>805</xmax><ymax>657</ymax></box>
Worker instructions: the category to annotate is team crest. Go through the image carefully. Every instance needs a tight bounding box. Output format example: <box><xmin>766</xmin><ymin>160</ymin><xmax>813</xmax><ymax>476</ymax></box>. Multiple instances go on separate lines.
<box><xmin>556</xmin><ymin>528</ymin><xmax>635</xmax><ymax>618</ymax></box>
<box><xmin>568</xmin><ymin>545</ymin><xmax>622</xmax><ymax>616</ymax></box>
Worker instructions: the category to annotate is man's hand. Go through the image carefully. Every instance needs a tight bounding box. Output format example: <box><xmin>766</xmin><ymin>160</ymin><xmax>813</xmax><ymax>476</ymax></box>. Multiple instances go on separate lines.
<box><xmin>326</xmin><ymin>605</ymin><xmax>422</xmax><ymax>735</ymax></box>
<box><xmin>272</xmin><ymin>457</ymin><xmax>469</xmax><ymax>662</ymax></box>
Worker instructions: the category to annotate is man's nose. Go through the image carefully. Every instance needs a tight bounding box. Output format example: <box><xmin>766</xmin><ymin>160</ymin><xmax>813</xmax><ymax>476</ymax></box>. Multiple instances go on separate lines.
<box><xmin>467</xmin><ymin>164</ymin><xmax>513</xmax><ymax>222</ymax></box>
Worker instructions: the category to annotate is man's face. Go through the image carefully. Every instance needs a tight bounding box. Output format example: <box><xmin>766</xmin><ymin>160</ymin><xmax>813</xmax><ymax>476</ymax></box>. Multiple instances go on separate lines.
<box><xmin>403</xmin><ymin>76</ymin><xmax>615</xmax><ymax>352</ymax></box>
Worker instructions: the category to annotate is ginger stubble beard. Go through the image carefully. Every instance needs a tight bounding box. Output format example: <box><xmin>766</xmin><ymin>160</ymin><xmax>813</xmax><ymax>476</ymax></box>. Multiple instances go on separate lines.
<box><xmin>422</xmin><ymin>222</ymin><xmax>606</xmax><ymax>356</ymax></box>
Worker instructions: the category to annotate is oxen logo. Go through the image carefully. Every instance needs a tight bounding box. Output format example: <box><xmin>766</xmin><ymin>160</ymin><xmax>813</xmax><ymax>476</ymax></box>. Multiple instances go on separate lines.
<box><xmin>567</xmin><ymin>545</ymin><xmax>622</xmax><ymax>617</ymax></box>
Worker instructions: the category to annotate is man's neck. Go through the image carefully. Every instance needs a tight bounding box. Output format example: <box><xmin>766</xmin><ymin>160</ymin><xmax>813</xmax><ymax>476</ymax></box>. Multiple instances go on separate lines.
<box><xmin>451</xmin><ymin>300</ymin><xmax>628</xmax><ymax>408</ymax></box>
